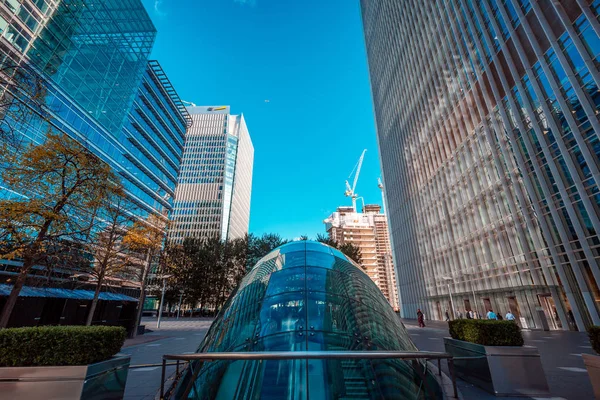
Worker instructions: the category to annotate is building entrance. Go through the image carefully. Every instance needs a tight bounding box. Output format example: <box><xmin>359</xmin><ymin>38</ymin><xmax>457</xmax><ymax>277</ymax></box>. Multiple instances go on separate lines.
<box><xmin>539</xmin><ymin>294</ymin><xmax>562</xmax><ymax>330</ymax></box>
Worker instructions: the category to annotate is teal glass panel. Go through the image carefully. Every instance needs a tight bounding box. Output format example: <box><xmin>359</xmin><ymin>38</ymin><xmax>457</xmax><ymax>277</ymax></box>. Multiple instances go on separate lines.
<box><xmin>176</xmin><ymin>241</ymin><xmax>443</xmax><ymax>399</ymax></box>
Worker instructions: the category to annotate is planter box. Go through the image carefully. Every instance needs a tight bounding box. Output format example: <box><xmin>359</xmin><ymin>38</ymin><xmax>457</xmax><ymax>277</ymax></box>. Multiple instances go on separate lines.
<box><xmin>583</xmin><ymin>353</ymin><xmax>600</xmax><ymax>399</ymax></box>
<box><xmin>444</xmin><ymin>338</ymin><xmax>549</xmax><ymax>397</ymax></box>
<box><xmin>0</xmin><ymin>353</ymin><xmax>130</xmax><ymax>400</ymax></box>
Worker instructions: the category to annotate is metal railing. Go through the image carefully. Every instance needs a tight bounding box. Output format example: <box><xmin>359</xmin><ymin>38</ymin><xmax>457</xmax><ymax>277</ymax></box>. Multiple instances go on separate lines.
<box><xmin>160</xmin><ymin>351</ymin><xmax>457</xmax><ymax>399</ymax></box>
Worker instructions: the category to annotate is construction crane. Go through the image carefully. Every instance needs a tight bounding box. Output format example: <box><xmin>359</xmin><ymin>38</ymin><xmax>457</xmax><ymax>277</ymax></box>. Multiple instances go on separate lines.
<box><xmin>345</xmin><ymin>149</ymin><xmax>367</xmax><ymax>212</ymax></box>
<box><xmin>378</xmin><ymin>177</ymin><xmax>386</xmax><ymax>215</ymax></box>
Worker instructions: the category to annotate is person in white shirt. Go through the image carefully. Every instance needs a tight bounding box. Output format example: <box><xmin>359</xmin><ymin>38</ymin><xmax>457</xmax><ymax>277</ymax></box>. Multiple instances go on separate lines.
<box><xmin>505</xmin><ymin>311</ymin><xmax>516</xmax><ymax>321</ymax></box>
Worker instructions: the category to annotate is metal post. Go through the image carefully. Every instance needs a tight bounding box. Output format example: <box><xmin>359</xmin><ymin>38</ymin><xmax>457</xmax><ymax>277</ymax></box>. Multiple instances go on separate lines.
<box><xmin>448</xmin><ymin>357</ymin><xmax>458</xmax><ymax>398</ymax></box>
<box><xmin>437</xmin><ymin>358</ymin><xmax>441</xmax><ymax>376</ymax></box>
<box><xmin>447</xmin><ymin>283</ymin><xmax>456</xmax><ymax>320</ymax></box>
<box><xmin>177</xmin><ymin>292</ymin><xmax>183</xmax><ymax>319</ymax></box>
<box><xmin>157</xmin><ymin>277</ymin><xmax>167</xmax><ymax>329</ymax></box>
<box><xmin>160</xmin><ymin>358</ymin><xmax>166</xmax><ymax>400</ymax></box>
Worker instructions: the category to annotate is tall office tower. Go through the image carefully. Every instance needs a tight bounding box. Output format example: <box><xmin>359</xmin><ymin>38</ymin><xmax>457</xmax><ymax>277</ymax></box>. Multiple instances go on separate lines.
<box><xmin>169</xmin><ymin>106</ymin><xmax>254</xmax><ymax>243</ymax></box>
<box><xmin>123</xmin><ymin>60</ymin><xmax>191</xmax><ymax>217</ymax></box>
<box><xmin>325</xmin><ymin>205</ymin><xmax>400</xmax><ymax>309</ymax></box>
<box><xmin>361</xmin><ymin>0</ymin><xmax>600</xmax><ymax>330</ymax></box>
<box><xmin>0</xmin><ymin>1</ymin><xmax>189</xmax><ymax>218</ymax></box>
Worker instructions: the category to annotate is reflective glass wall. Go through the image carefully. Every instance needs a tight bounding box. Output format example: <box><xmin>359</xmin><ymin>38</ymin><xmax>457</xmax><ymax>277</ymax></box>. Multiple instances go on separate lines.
<box><xmin>176</xmin><ymin>241</ymin><xmax>441</xmax><ymax>399</ymax></box>
<box><xmin>0</xmin><ymin>0</ymin><xmax>156</xmax><ymax>133</ymax></box>
<box><xmin>0</xmin><ymin>1</ymin><xmax>188</xmax><ymax>218</ymax></box>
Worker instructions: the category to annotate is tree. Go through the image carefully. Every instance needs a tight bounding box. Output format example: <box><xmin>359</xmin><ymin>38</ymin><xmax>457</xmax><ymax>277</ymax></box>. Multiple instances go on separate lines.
<box><xmin>338</xmin><ymin>242</ymin><xmax>363</xmax><ymax>265</ymax></box>
<box><xmin>162</xmin><ymin>236</ymin><xmax>248</xmax><ymax>315</ymax></box>
<box><xmin>316</xmin><ymin>233</ymin><xmax>363</xmax><ymax>265</ymax></box>
<box><xmin>0</xmin><ymin>132</ymin><xmax>121</xmax><ymax>328</ymax></box>
<box><xmin>315</xmin><ymin>233</ymin><xmax>337</xmax><ymax>247</ymax></box>
<box><xmin>0</xmin><ymin>60</ymin><xmax>49</xmax><ymax>150</ymax></box>
<box><xmin>85</xmin><ymin>189</ymin><xmax>135</xmax><ymax>326</ymax></box>
<box><xmin>123</xmin><ymin>214</ymin><xmax>167</xmax><ymax>337</ymax></box>
<box><xmin>246</xmin><ymin>233</ymin><xmax>288</xmax><ymax>269</ymax></box>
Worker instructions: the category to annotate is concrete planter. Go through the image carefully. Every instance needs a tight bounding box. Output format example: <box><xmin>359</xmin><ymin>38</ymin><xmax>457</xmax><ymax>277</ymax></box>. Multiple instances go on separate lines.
<box><xmin>0</xmin><ymin>353</ymin><xmax>130</xmax><ymax>400</ymax></box>
<box><xmin>583</xmin><ymin>353</ymin><xmax>600</xmax><ymax>399</ymax></box>
<box><xmin>444</xmin><ymin>338</ymin><xmax>549</xmax><ymax>397</ymax></box>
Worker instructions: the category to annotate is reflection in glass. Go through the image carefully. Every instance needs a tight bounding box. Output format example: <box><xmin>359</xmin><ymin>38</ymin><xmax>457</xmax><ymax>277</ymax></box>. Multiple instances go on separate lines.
<box><xmin>176</xmin><ymin>241</ymin><xmax>442</xmax><ymax>399</ymax></box>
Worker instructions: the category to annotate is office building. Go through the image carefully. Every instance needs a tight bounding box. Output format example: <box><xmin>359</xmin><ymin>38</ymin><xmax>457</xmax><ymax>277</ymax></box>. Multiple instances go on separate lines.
<box><xmin>325</xmin><ymin>205</ymin><xmax>400</xmax><ymax>309</ymax></box>
<box><xmin>361</xmin><ymin>0</ymin><xmax>600</xmax><ymax>330</ymax></box>
<box><xmin>0</xmin><ymin>1</ymin><xmax>189</xmax><ymax>217</ymax></box>
<box><xmin>0</xmin><ymin>1</ymin><xmax>189</xmax><ymax>328</ymax></box>
<box><xmin>175</xmin><ymin>241</ymin><xmax>443</xmax><ymax>399</ymax></box>
<box><xmin>169</xmin><ymin>106</ymin><xmax>254</xmax><ymax>243</ymax></box>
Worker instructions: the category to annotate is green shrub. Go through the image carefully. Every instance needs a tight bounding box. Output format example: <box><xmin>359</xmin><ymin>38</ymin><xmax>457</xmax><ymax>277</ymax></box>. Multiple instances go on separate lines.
<box><xmin>448</xmin><ymin>319</ymin><xmax>524</xmax><ymax>346</ymax></box>
<box><xmin>589</xmin><ymin>326</ymin><xmax>600</xmax><ymax>355</ymax></box>
<box><xmin>0</xmin><ymin>326</ymin><xmax>126</xmax><ymax>367</ymax></box>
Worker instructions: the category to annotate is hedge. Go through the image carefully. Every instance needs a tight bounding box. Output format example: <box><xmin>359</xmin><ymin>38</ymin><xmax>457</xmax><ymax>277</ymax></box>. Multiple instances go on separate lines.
<box><xmin>448</xmin><ymin>319</ymin><xmax>524</xmax><ymax>346</ymax></box>
<box><xmin>0</xmin><ymin>326</ymin><xmax>126</xmax><ymax>367</ymax></box>
<box><xmin>589</xmin><ymin>326</ymin><xmax>600</xmax><ymax>355</ymax></box>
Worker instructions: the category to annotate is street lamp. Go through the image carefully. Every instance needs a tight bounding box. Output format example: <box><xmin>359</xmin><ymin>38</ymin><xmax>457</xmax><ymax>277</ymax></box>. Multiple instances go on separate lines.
<box><xmin>463</xmin><ymin>271</ymin><xmax>480</xmax><ymax>319</ymax></box>
<box><xmin>442</xmin><ymin>276</ymin><xmax>455</xmax><ymax>320</ymax></box>
<box><xmin>156</xmin><ymin>274</ymin><xmax>172</xmax><ymax>329</ymax></box>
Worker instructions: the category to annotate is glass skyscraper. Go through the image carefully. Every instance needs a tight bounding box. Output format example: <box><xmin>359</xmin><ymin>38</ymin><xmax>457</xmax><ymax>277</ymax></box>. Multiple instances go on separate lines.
<box><xmin>169</xmin><ymin>106</ymin><xmax>254</xmax><ymax>243</ymax></box>
<box><xmin>1</xmin><ymin>0</ymin><xmax>156</xmax><ymax>133</ymax></box>
<box><xmin>0</xmin><ymin>0</ymin><xmax>189</xmax><ymax>218</ymax></box>
<box><xmin>361</xmin><ymin>0</ymin><xmax>600</xmax><ymax>330</ymax></box>
<box><xmin>176</xmin><ymin>241</ymin><xmax>442</xmax><ymax>399</ymax></box>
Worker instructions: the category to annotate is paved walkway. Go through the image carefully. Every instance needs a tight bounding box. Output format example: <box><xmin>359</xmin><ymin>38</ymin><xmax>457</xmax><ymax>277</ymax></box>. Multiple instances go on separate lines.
<box><xmin>401</xmin><ymin>318</ymin><xmax>594</xmax><ymax>399</ymax></box>
<box><xmin>121</xmin><ymin>318</ymin><xmax>212</xmax><ymax>400</ymax></box>
<box><xmin>120</xmin><ymin>317</ymin><xmax>594</xmax><ymax>399</ymax></box>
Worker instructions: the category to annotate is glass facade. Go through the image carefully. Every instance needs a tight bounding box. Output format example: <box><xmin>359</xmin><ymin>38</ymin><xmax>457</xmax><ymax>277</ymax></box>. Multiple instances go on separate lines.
<box><xmin>176</xmin><ymin>241</ymin><xmax>441</xmax><ymax>399</ymax></box>
<box><xmin>0</xmin><ymin>1</ymin><xmax>189</xmax><ymax>218</ymax></box>
<box><xmin>361</xmin><ymin>0</ymin><xmax>600</xmax><ymax>330</ymax></box>
<box><xmin>0</xmin><ymin>0</ymin><xmax>156</xmax><ymax>133</ymax></box>
<box><xmin>121</xmin><ymin>60</ymin><xmax>190</xmax><ymax>215</ymax></box>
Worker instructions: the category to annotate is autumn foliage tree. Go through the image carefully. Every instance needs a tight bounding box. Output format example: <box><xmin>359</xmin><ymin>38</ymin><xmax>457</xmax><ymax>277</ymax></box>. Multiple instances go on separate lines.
<box><xmin>85</xmin><ymin>191</ymin><xmax>136</xmax><ymax>326</ymax></box>
<box><xmin>123</xmin><ymin>214</ymin><xmax>167</xmax><ymax>336</ymax></box>
<box><xmin>0</xmin><ymin>132</ymin><xmax>121</xmax><ymax>328</ymax></box>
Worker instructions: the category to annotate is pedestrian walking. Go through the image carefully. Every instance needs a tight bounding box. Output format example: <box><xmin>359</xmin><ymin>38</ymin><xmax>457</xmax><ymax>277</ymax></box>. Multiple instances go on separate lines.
<box><xmin>466</xmin><ymin>310</ymin><xmax>472</xmax><ymax>319</ymax></box>
<box><xmin>486</xmin><ymin>309</ymin><xmax>497</xmax><ymax>320</ymax></box>
<box><xmin>445</xmin><ymin>310</ymin><xmax>450</xmax><ymax>321</ymax></box>
<box><xmin>505</xmin><ymin>311</ymin><xmax>515</xmax><ymax>321</ymax></box>
<box><xmin>417</xmin><ymin>308</ymin><xmax>426</xmax><ymax>328</ymax></box>
<box><xmin>457</xmin><ymin>310</ymin><xmax>463</xmax><ymax>319</ymax></box>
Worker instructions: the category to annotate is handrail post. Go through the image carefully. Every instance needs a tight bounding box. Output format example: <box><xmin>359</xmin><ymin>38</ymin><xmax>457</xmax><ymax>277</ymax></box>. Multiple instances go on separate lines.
<box><xmin>160</xmin><ymin>358</ymin><xmax>166</xmax><ymax>400</ymax></box>
<box><xmin>447</xmin><ymin>357</ymin><xmax>458</xmax><ymax>398</ymax></box>
<box><xmin>161</xmin><ymin>351</ymin><xmax>457</xmax><ymax>398</ymax></box>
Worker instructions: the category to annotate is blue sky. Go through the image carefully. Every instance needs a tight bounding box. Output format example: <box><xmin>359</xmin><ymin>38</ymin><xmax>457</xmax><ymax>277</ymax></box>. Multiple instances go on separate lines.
<box><xmin>142</xmin><ymin>0</ymin><xmax>382</xmax><ymax>239</ymax></box>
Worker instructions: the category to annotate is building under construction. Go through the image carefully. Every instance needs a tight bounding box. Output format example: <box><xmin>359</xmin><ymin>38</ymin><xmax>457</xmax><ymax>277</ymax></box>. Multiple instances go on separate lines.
<box><xmin>325</xmin><ymin>204</ymin><xmax>399</xmax><ymax>310</ymax></box>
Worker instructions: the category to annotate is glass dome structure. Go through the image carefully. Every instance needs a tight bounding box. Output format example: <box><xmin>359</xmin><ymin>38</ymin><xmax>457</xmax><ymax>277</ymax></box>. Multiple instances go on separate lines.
<box><xmin>176</xmin><ymin>241</ymin><xmax>442</xmax><ymax>399</ymax></box>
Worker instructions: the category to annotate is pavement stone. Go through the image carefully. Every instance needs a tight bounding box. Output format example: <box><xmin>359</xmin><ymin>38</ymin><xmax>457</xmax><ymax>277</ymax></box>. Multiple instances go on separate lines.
<box><xmin>122</xmin><ymin>317</ymin><xmax>212</xmax><ymax>400</ymax></box>
<box><xmin>122</xmin><ymin>316</ymin><xmax>592</xmax><ymax>399</ymax></box>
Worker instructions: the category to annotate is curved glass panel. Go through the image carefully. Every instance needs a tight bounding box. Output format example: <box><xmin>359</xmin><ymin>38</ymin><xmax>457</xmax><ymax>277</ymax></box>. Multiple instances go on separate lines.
<box><xmin>176</xmin><ymin>241</ymin><xmax>442</xmax><ymax>399</ymax></box>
